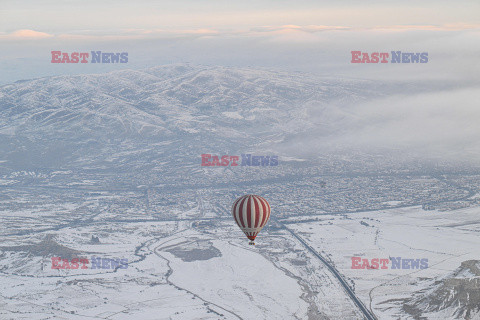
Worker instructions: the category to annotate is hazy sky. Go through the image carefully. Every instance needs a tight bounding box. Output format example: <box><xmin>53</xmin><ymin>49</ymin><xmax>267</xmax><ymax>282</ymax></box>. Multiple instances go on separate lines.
<box><xmin>1</xmin><ymin>0</ymin><xmax>480</xmax><ymax>31</ymax></box>
<box><xmin>0</xmin><ymin>0</ymin><xmax>479</xmax><ymax>84</ymax></box>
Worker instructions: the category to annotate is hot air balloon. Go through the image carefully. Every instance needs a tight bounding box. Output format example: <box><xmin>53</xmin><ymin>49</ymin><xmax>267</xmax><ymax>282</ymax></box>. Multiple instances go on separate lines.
<box><xmin>232</xmin><ymin>195</ymin><xmax>271</xmax><ymax>245</ymax></box>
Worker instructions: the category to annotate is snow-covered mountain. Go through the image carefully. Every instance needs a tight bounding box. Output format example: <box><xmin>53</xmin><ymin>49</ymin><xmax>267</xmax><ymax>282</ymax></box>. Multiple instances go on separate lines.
<box><xmin>404</xmin><ymin>260</ymin><xmax>480</xmax><ymax>319</ymax></box>
<box><xmin>1</xmin><ymin>63</ymin><xmax>476</xmax><ymax>177</ymax></box>
<box><xmin>0</xmin><ymin>64</ymin><xmax>395</xmax><ymax>171</ymax></box>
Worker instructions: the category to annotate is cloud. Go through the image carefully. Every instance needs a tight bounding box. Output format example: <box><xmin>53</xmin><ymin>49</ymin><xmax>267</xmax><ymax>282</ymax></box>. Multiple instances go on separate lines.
<box><xmin>0</xmin><ymin>28</ymin><xmax>221</xmax><ymax>42</ymax></box>
<box><xmin>54</xmin><ymin>28</ymin><xmax>220</xmax><ymax>41</ymax></box>
<box><xmin>1</xmin><ymin>23</ymin><xmax>478</xmax><ymax>42</ymax></box>
<box><xmin>246</xmin><ymin>23</ymin><xmax>479</xmax><ymax>37</ymax></box>
<box><xmin>278</xmin><ymin>86</ymin><xmax>480</xmax><ymax>161</ymax></box>
<box><xmin>251</xmin><ymin>25</ymin><xmax>351</xmax><ymax>34</ymax></box>
<box><xmin>0</xmin><ymin>29</ymin><xmax>54</xmax><ymax>39</ymax></box>
<box><xmin>370</xmin><ymin>23</ymin><xmax>480</xmax><ymax>32</ymax></box>
<box><xmin>186</xmin><ymin>28</ymin><xmax>219</xmax><ymax>35</ymax></box>
<box><xmin>343</xmin><ymin>88</ymin><xmax>480</xmax><ymax>150</ymax></box>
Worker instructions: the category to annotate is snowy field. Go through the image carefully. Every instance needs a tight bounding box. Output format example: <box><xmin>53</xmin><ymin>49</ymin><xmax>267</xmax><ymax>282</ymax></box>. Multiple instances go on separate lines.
<box><xmin>0</xmin><ymin>203</ymin><xmax>479</xmax><ymax>319</ymax></box>
<box><xmin>286</xmin><ymin>206</ymin><xmax>480</xmax><ymax>319</ymax></box>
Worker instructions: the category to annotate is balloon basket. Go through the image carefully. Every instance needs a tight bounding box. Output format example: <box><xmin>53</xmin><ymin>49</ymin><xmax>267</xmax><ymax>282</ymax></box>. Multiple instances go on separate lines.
<box><xmin>248</xmin><ymin>241</ymin><xmax>255</xmax><ymax>245</ymax></box>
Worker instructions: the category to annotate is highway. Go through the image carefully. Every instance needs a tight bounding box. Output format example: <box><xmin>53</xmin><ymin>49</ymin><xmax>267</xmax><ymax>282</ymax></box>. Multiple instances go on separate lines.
<box><xmin>281</xmin><ymin>223</ymin><xmax>378</xmax><ymax>320</ymax></box>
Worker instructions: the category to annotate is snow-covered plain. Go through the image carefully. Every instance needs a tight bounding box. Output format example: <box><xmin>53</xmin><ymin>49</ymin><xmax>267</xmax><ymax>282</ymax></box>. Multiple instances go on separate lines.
<box><xmin>286</xmin><ymin>205</ymin><xmax>480</xmax><ymax>319</ymax></box>
<box><xmin>1</xmin><ymin>203</ymin><xmax>478</xmax><ymax>319</ymax></box>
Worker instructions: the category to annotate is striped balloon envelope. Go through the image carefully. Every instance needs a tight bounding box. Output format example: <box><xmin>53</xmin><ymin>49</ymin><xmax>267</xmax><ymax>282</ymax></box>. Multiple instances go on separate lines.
<box><xmin>232</xmin><ymin>195</ymin><xmax>271</xmax><ymax>245</ymax></box>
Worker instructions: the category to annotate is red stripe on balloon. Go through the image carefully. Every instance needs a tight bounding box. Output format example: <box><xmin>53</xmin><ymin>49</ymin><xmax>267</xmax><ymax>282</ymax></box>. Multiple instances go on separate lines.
<box><xmin>246</xmin><ymin>195</ymin><xmax>253</xmax><ymax>228</ymax></box>
<box><xmin>237</xmin><ymin>196</ymin><xmax>247</xmax><ymax>228</ymax></box>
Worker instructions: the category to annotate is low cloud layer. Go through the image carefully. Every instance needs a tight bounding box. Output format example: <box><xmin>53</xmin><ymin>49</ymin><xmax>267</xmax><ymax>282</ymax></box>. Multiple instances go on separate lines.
<box><xmin>277</xmin><ymin>85</ymin><xmax>480</xmax><ymax>162</ymax></box>
<box><xmin>1</xmin><ymin>23</ymin><xmax>479</xmax><ymax>41</ymax></box>
<box><xmin>0</xmin><ymin>29</ymin><xmax>53</xmax><ymax>39</ymax></box>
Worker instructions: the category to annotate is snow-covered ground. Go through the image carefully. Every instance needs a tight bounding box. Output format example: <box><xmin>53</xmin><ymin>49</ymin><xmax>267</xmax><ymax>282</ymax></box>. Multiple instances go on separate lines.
<box><xmin>2</xmin><ymin>203</ymin><xmax>478</xmax><ymax>319</ymax></box>
<box><xmin>286</xmin><ymin>205</ymin><xmax>480</xmax><ymax>319</ymax></box>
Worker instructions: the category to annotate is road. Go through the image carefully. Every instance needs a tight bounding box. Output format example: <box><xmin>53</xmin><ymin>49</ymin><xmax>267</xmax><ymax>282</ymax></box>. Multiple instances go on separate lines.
<box><xmin>281</xmin><ymin>222</ymin><xmax>378</xmax><ymax>320</ymax></box>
